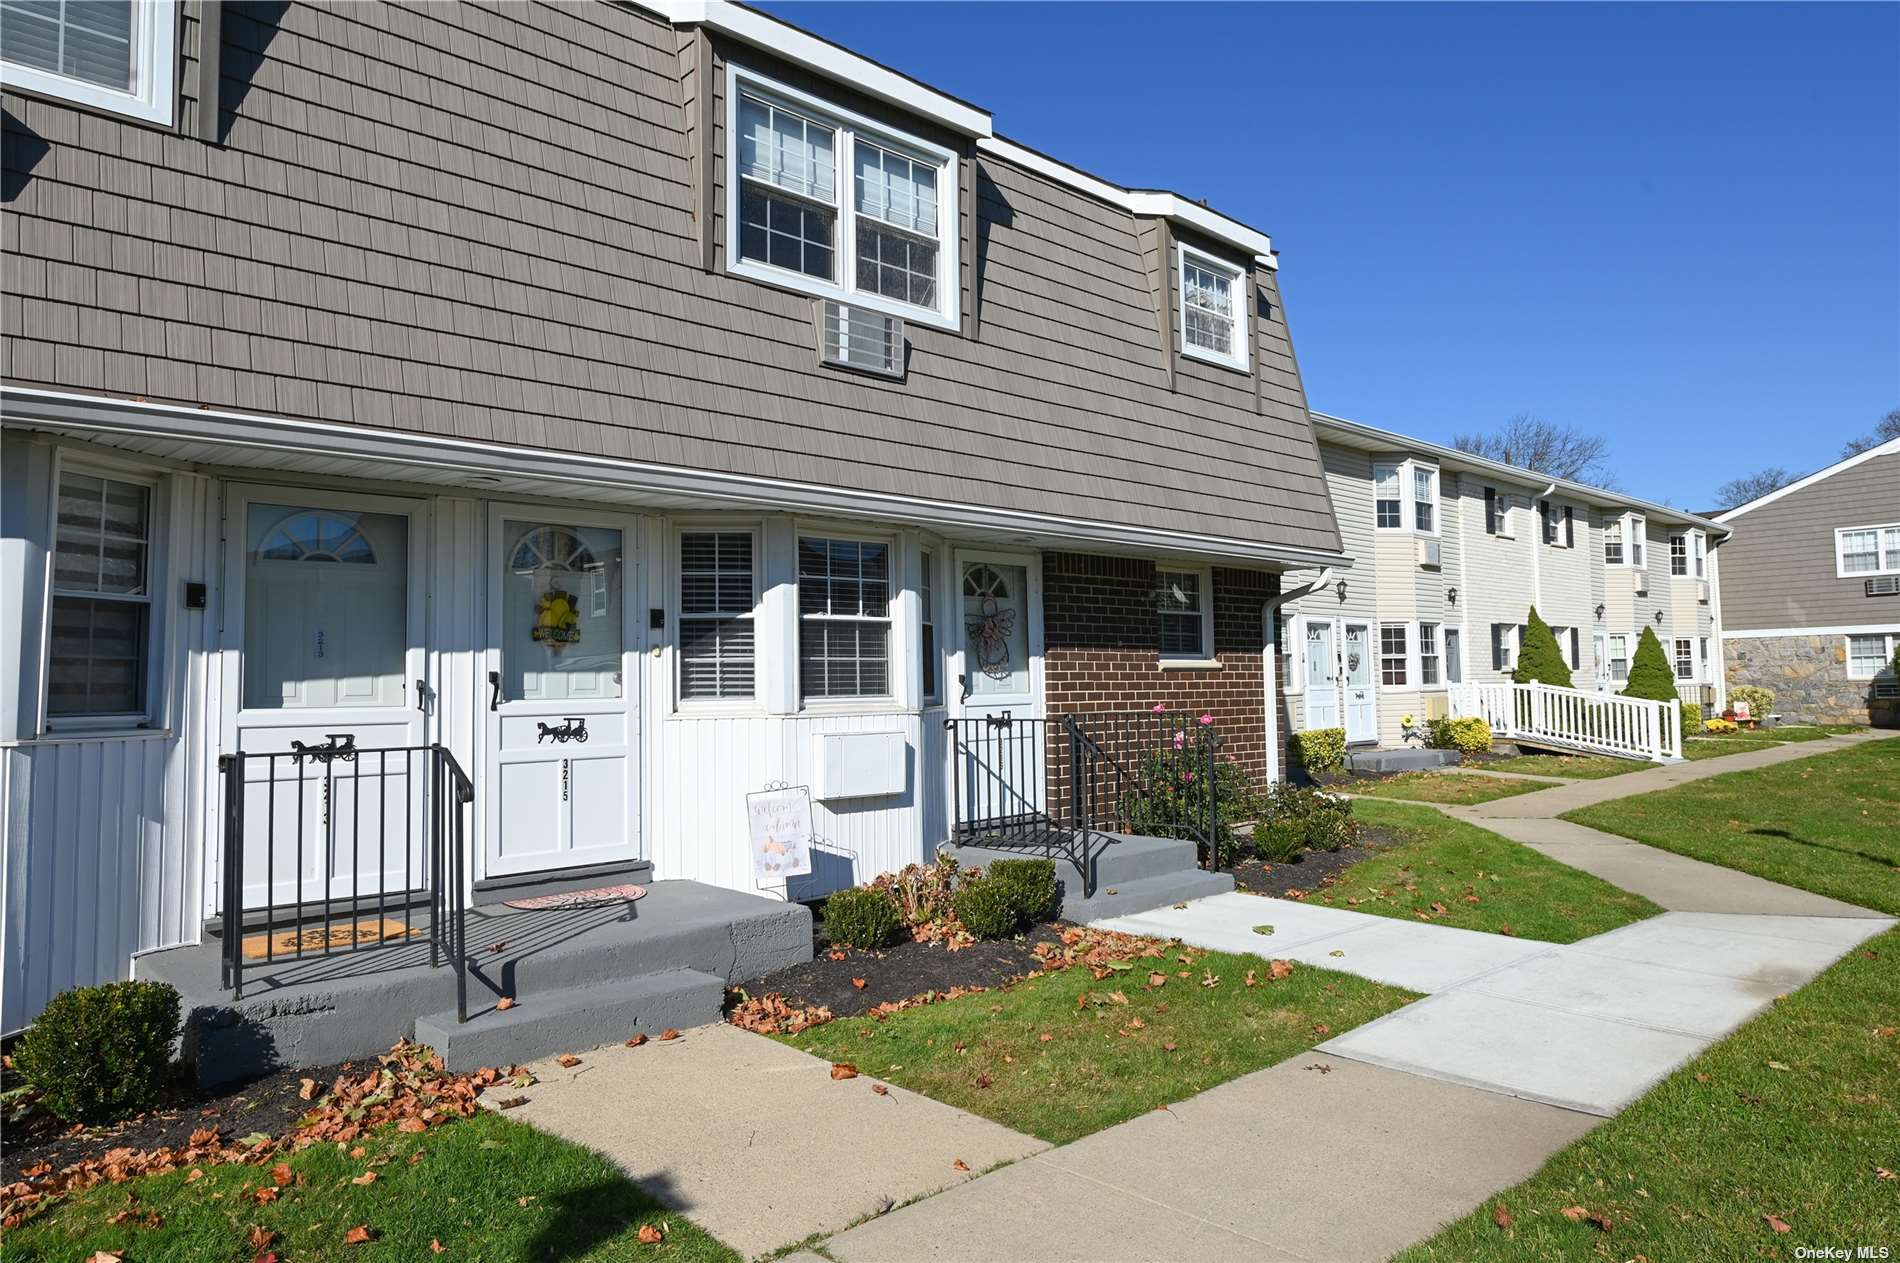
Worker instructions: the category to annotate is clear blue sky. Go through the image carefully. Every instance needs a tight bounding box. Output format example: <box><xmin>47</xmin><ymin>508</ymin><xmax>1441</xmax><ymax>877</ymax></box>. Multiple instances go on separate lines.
<box><xmin>762</xmin><ymin>1</ymin><xmax>1900</xmax><ymax>506</ymax></box>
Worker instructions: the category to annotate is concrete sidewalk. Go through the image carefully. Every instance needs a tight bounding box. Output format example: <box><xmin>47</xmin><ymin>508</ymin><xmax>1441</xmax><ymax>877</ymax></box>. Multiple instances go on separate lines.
<box><xmin>490</xmin><ymin>1023</ymin><xmax>1047</xmax><ymax>1260</ymax></box>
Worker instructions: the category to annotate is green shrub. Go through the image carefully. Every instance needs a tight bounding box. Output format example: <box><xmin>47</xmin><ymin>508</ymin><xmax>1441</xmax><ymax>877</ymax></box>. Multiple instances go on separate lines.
<box><xmin>1728</xmin><ymin>684</ymin><xmax>1775</xmax><ymax>717</ymax></box>
<box><xmin>1246</xmin><ymin>784</ymin><xmax>1360</xmax><ymax>863</ymax></box>
<box><xmin>1620</xmin><ymin>627</ymin><xmax>1679</xmax><ymax>703</ymax></box>
<box><xmin>1679</xmin><ymin>700</ymin><xmax>1704</xmax><ymax>735</ymax></box>
<box><xmin>1120</xmin><ymin>723</ymin><xmax>1255</xmax><ymax>860</ymax></box>
<box><xmin>823</xmin><ymin>886</ymin><xmax>902</xmax><ymax>950</ymax></box>
<box><xmin>1425</xmin><ymin>715</ymin><xmax>1493</xmax><ymax>756</ymax></box>
<box><xmin>1290</xmin><ymin>727</ymin><xmax>1346</xmax><ymax>775</ymax></box>
<box><xmin>986</xmin><ymin>858</ymin><xmax>1059</xmax><ymax>925</ymax></box>
<box><xmin>953</xmin><ymin>877</ymin><xmax>1020</xmax><ymax>940</ymax></box>
<box><xmin>15</xmin><ymin>980</ymin><xmax>181</xmax><ymax>1124</ymax></box>
<box><xmin>1513</xmin><ymin>606</ymin><xmax>1574</xmax><ymax>688</ymax></box>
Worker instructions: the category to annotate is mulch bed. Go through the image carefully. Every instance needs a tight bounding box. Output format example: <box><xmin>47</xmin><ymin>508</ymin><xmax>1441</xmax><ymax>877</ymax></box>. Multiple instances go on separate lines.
<box><xmin>737</xmin><ymin>923</ymin><xmax>1068</xmax><ymax>1020</ymax></box>
<box><xmin>1229</xmin><ymin>824</ymin><xmax>1403</xmax><ymax>900</ymax></box>
<box><xmin>1</xmin><ymin>1057</ymin><xmax>354</xmax><ymax>1186</ymax></box>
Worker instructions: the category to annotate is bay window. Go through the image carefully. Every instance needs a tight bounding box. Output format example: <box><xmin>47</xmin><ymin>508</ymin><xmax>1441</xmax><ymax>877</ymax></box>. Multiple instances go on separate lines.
<box><xmin>798</xmin><ymin>536</ymin><xmax>891</xmax><ymax>701</ymax></box>
<box><xmin>1604</xmin><ymin>516</ymin><xmax>1624</xmax><ymax>565</ymax></box>
<box><xmin>1373</xmin><ymin>463</ymin><xmax>1402</xmax><ymax>530</ymax></box>
<box><xmin>1178</xmin><ymin>246</ymin><xmax>1248</xmax><ymax>370</ymax></box>
<box><xmin>1670</xmin><ymin>533</ymin><xmax>1688</xmax><ymax>576</ymax></box>
<box><xmin>1413</xmin><ymin>465</ymin><xmax>1438</xmax><ymax>533</ymax></box>
<box><xmin>1835</xmin><ymin>524</ymin><xmax>1900</xmax><ymax>578</ymax></box>
<box><xmin>728</xmin><ymin>69</ymin><xmax>959</xmax><ymax>328</ymax></box>
<box><xmin>678</xmin><ymin>530</ymin><xmax>757</xmax><ymax>701</ymax></box>
<box><xmin>47</xmin><ymin>470</ymin><xmax>153</xmax><ymax>723</ymax></box>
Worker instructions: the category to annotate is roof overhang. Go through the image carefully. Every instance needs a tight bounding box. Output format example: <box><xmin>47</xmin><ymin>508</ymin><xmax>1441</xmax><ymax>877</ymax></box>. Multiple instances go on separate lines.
<box><xmin>1311</xmin><ymin>411</ymin><xmax>1732</xmax><ymax>536</ymax></box>
<box><xmin>3</xmin><ymin>387</ymin><xmax>1349</xmax><ymax>572</ymax></box>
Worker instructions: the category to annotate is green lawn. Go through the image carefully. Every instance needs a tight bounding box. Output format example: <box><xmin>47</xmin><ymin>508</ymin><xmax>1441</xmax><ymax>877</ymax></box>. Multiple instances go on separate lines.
<box><xmin>1682</xmin><ymin>737</ymin><xmax>1777</xmax><ymax>760</ymax></box>
<box><xmin>1347</xmin><ymin>771</ymin><xmax>1560</xmax><ymax>805</ymax></box>
<box><xmin>1696</xmin><ymin>723</ymin><xmax>1862</xmax><ymax>743</ymax></box>
<box><xmin>1304</xmin><ymin>800</ymin><xmax>1661</xmax><ymax>943</ymax></box>
<box><xmin>783</xmin><ymin>945</ymin><xmax>1414</xmax><ymax>1145</ymax></box>
<box><xmin>1567</xmin><ymin>738</ymin><xmax>1900</xmax><ymax>915</ymax></box>
<box><xmin>1479</xmin><ymin>752</ymin><xmax>1644</xmax><ymax>779</ymax></box>
<box><xmin>4</xmin><ymin>1111</ymin><xmax>736</xmax><ymax>1262</ymax></box>
<box><xmin>1398</xmin><ymin>925</ymin><xmax>1900</xmax><ymax>1261</ymax></box>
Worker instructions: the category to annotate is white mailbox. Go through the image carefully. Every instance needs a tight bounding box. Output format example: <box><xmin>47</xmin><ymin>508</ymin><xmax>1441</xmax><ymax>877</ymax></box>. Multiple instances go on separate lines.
<box><xmin>813</xmin><ymin>731</ymin><xmax>908</xmax><ymax>801</ymax></box>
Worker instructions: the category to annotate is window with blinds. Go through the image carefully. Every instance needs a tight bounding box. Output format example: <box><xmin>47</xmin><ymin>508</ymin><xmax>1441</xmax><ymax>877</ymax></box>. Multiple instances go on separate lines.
<box><xmin>1155</xmin><ymin>569</ymin><xmax>1209</xmax><ymax>658</ymax></box>
<box><xmin>47</xmin><ymin>470</ymin><xmax>152</xmax><ymax>719</ymax></box>
<box><xmin>798</xmin><ymin>537</ymin><xmax>891</xmax><ymax>700</ymax></box>
<box><xmin>678</xmin><ymin>531</ymin><xmax>756</xmax><ymax>701</ymax></box>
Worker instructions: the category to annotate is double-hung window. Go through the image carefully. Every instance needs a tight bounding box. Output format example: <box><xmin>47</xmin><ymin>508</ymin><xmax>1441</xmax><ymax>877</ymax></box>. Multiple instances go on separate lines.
<box><xmin>1540</xmin><ymin>500</ymin><xmax>1558</xmax><ymax>545</ymax></box>
<box><xmin>1419</xmin><ymin>621</ymin><xmax>1442</xmax><ymax>686</ymax></box>
<box><xmin>729</xmin><ymin>70</ymin><xmax>958</xmax><ymax>328</ymax></box>
<box><xmin>1672</xmin><ymin>638</ymin><xmax>1695</xmax><ymax>681</ymax></box>
<box><xmin>1380</xmin><ymin>624</ymin><xmax>1408</xmax><ymax>686</ymax></box>
<box><xmin>1604</xmin><ymin>517</ymin><xmax>1624</xmax><ymax>565</ymax></box>
<box><xmin>47</xmin><ymin>470</ymin><xmax>154</xmax><ymax>723</ymax></box>
<box><xmin>1491</xmin><ymin>623</ymin><xmax>1520</xmax><ymax>672</ymax></box>
<box><xmin>1693</xmin><ymin>531</ymin><xmax>1707</xmax><ymax>579</ymax></box>
<box><xmin>1178</xmin><ymin>246</ymin><xmax>1248</xmax><ymax>370</ymax></box>
<box><xmin>678</xmin><ymin>531</ymin><xmax>756</xmax><ymax>701</ymax></box>
<box><xmin>1562</xmin><ymin>505</ymin><xmax>1575</xmax><ymax>548</ymax></box>
<box><xmin>1412</xmin><ymin>465</ymin><xmax>1438</xmax><ymax>533</ymax></box>
<box><xmin>1629</xmin><ymin>515</ymin><xmax>1647</xmax><ymax>568</ymax></box>
<box><xmin>1156</xmin><ymin>568</ymin><xmax>1212</xmax><ymax>660</ymax></box>
<box><xmin>1835</xmin><ymin>524</ymin><xmax>1900</xmax><ymax>578</ymax></box>
<box><xmin>798</xmin><ymin>537</ymin><xmax>891</xmax><ymax>701</ymax></box>
<box><xmin>1669</xmin><ymin>534</ymin><xmax>1688</xmax><ymax>576</ymax></box>
<box><xmin>1</xmin><ymin>0</ymin><xmax>176</xmax><ymax>125</ymax></box>
<box><xmin>1484</xmin><ymin>487</ymin><xmax>1501</xmax><ymax>535</ymax></box>
<box><xmin>1846</xmin><ymin>633</ymin><xmax>1897</xmax><ymax>680</ymax></box>
<box><xmin>1608</xmin><ymin>634</ymin><xmax>1630</xmax><ymax>682</ymax></box>
<box><xmin>1373</xmin><ymin>463</ymin><xmax>1403</xmax><ymax>530</ymax></box>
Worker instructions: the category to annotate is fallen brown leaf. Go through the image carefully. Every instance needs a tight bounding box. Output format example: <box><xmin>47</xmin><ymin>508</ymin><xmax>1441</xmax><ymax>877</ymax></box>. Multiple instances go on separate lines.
<box><xmin>555</xmin><ymin>1053</ymin><xmax>581</xmax><ymax>1068</ymax></box>
<box><xmin>430</xmin><ymin>1240</ymin><xmax>447</xmax><ymax>1254</ymax></box>
<box><xmin>344</xmin><ymin>1224</ymin><xmax>375</xmax><ymax>1245</ymax></box>
<box><xmin>851</xmin><ymin>977</ymin><xmax>868</xmax><ymax>989</ymax></box>
<box><xmin>496</xmin><ymin>997</ymin><xmax>516</xmax><ymax>1011</ymax></box>
<box><xmin>298</xmin><ymin>1078</ymin><xmax>318</xmax><ymax>1101</ymax></box>
<box><xmin>1763</xmin><ymin>1213</ymin><xmax>1792</xmax><ymax>1234</ymax></box>
<box><xmin>271</xmin><ymin>1162</ymin><xmax>294</xmax><ymax>1187</ymax></box>
<box><xmin>831</xmin><ymin>1063</ymin><xmax>859</xmax><ymax>1080</ymax></box>
<box><xmin>660</xmin><ymin>1028</ymin><xmax>681</xmax><ymax>1040</ymax></box>
<box><xmin>1038</xmin><ymin>1032</ymin><xmax>1053</xmax><ymax>1042</ymax></box>
<box><xmin>351</xmin><ymin>1171</ymin><xmax>377</xmax><ymax>1186</ymax></box>
<box><xmin>626</xmin><ymin>1033</ymin><xmax>648</xmax><ymax>1048</ymax></box>
<box><xmin>871</xmin><ymin>1083</ymin><xmax>889</xmax><ymax>1096</ymax></box>
<box><xmin>1559</xmin><ymin>1206</ymin><xmax>1587</xmax><ymax>1222</ymax></box>
<box><xmin>250</xmin><ymin>1227</ymin><xmax>277</xmax><ymax>1250</ymax></box>
<box><xmin>1491</xmin><ymin>1202</ymin><xmax>1514</xmax><ymax>1230</ymax></box>
<box><xmin>952</xmin><ymin>1159</ymin><xmax>970</xmax><ymax>1171</ymax></box>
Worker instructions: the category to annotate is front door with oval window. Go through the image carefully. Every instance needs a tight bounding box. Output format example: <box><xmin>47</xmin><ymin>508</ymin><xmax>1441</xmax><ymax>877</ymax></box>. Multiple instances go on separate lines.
<box><xmin>483</xmin><ymin>511</ymin><xmax>641</xmax><ymax>877</ymax></box>
<box><xmin>950</xmin><ymin>552</ymin><xmax>1041</xmax><ymax>828</ymax></box>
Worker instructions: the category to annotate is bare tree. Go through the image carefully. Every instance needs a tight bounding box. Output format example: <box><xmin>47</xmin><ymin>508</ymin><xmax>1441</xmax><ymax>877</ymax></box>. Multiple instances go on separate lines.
<box><xmin>1451</xmin><ymin>413</ymin><xmax>1616</xmax><ymax>485</ymax></box>
<box><xmin>1714</xmin><ymin>467</ymin><xmax>1796</xmax><ymax>510</ymax></box>
<box><xmin>1841</xmin><ymin>407</ymin><xmax>1900</xmax><ymax>458</ymax></box>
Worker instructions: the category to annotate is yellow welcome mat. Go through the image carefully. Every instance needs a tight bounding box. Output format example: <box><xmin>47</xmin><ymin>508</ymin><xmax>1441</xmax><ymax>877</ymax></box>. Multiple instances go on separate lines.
<box><xmin>241</xmin><ymin>917</ymin><xmax>422</xmax><ymax>960</ymax></box>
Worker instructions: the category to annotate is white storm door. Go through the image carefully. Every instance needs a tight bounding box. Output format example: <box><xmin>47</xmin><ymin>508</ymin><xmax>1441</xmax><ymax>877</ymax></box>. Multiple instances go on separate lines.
<box><xmin>221</xmin><ymin>488</ymin><xmax>429</xmax><ymax>912</ymax></box>
<box><xmin>1302</xmin><ymin>618</ymin><xmax>1341</xmax><ymax>730</ymax></box>
<box><xmin>484</xmin><ymin>510</ymin><xmax>641</xmax><ymax>878</ymax></box>
<box><xmin>1342</xmin><ymin>621</ymin><xmax>1378</xmax><ymax>743</ymax></box>
<box><xmin>950</xmin><ymin>551</ymin><xmax>1042</xmax><ymax>827</ymax></box>
<box><xmin>1593</xmin><ymin>633</ymin><xmax>1611</xmax><ymax>692</ymax></box>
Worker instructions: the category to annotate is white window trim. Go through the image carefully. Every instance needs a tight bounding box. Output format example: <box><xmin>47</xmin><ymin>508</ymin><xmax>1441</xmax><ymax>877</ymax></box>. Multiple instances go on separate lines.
<box><xmin>795</xmin><ymin>527</ymin><xmax>899</xmax><ymax>708</ymax></box>
<box><xmin>1484</xmin><ymin>486</ymin><xmax>1517</xmax><ymax>539</ymax></box>
<box><xmin>1834</xmin><ymin>522</ymin><xmax>1900</xmax><ymax>579</ymax></box>
<box><xmin>1176</xmin><ymin>243</ymin><xmax>1250</xmax><ymax>372</ymax></box>
<box><xmin>1607</xmin><ymin>511</ymin><xmax>1647</xmax><ymax>568</ymax></box>
<box><xmin>1417</xmin><ymin>620</ymin><xmax>1445</xmax><ymax>690</ymax></box>
<box><xmin>1374</xmin><ymin>457</ymin><xmax>1438</xmax><ymax>536</ymax></box>
<box><xmin>1378</xmin><ymin>622</ymin><xmax>1409</xmax><ymax>688</ymax></box>
<box><xmin>1443</xmin><ymin>624</ymin><xmax>1465</xmax><ymax>686</ymax></box>
<box><xmin>1844</xmin><ymin>632</ymin><xmax>1898</xmax><ymax>681</ymax></box>
<box><xmin>919</xmin><ymin>545</ymin><xmax>942</xmax><ymax>705</ymax></box>
<box><xmin>1672</xmin><ymin>636</ymin><xmax>1695</xmax><ymax>682</ymax></box>
<box><xmin>671</xmin><ymin>521</ymin><xmax>764</xmax><ymax>714</ymax></box>
<box><xmin>724</xmin><ymin>64</ymin><xmax>961</xmax><ymax>331</ymax></box>
<box><xmin>1156</xmin><ymin>564</ymin><xmax>1216</xmax><ymax>665</ymax></box>
<box><xmin>1669</xmin><ymin>532</ymin><xmax>1689</xmax><ymax>577</ymax></box>
<box><xmin>1693</xmin><ymin>529</ymin><xmax>1707</xmax><ymax>579</ymax></box>
<box><xmin>40</xmin><ymin>456</ymin><xmax>165</xmax><ymax>733</ymax></box>
<box><xmin>1</xmin><ymin>0</ymin><xmax>178</xmax><ymax>126</ymax></box>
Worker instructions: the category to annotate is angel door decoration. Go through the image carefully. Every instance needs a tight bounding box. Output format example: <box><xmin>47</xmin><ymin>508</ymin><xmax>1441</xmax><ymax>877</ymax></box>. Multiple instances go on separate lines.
<box><xmin>963</xmin><ymin>564</ymin><xmax>1019</xmax><ymax>681</ymax></box>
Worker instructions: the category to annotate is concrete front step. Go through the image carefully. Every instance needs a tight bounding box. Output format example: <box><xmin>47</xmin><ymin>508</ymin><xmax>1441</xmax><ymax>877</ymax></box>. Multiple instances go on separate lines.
<box><xmin>417</xmin><ymin>969</ymin><xmax>725</xmax><ymax>1070</ymax></box>
<box><xmin>950</xmin><ymin>833</ymin><xmax>1212</xmax><ymax>920</ymax></box>
<box><xmin>1344</xmin><ymin>748</ymin><xmax>1462</xmax><ymax>774</ymax></box>
<box><xmin>1067</xmin><ymin>868</ymin><xmax>1235</xmax><ymax>924</ymax></box>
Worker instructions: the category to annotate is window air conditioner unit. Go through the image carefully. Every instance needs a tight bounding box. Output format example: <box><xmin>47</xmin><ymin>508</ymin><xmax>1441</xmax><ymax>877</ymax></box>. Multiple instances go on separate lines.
<box><xmin>1697</xmin><ymin>580</ymin><xmax>1711</xmax><ymax>604</ymax></box>
<box><xmin>1415</xmin><ymin>538</ymin><xmax>1442</xmax><ymax>570</ymax></box>
<box><xmin>1632</xmin><ymin>569</ymin><xmax>1648</xmax><ymax>595</ymax></box>
<box><xmin>818</xmin><ymin>300</ymin><xmax>904</xmax><ymax>378</ymax></box>
<box><xmin>1867</xmin><ymin>575</ymin><xmax>1900</xmax><ymax>597</ymax></box>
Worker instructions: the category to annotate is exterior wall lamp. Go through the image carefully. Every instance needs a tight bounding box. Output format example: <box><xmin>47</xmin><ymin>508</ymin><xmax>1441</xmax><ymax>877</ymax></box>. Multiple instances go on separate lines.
<box><xmin>1595</xmin><ymin>603</ymin><xmax>1606</xmax><ymax>622</ymax></box>
<box><xmin>1334</xmin><ymin>579</ymin><xmax>1348</xmax><ymax>602</ymax></box>
<box><xmin>1654</xmin><ymin>610</ymin><xmax>1665</xmax><ymax>624</ymax></box>
<box><xmin>1446</xmin><ymin>586</ymin><xmax>1459</xmax><ymax>605</ymax></box>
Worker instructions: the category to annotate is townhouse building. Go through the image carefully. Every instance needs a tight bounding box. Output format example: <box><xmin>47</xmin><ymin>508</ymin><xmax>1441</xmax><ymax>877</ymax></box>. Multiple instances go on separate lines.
<box><xmin>1277</xmin><ymin>414</ymin><xmax>1728</xmax><ymax>750</ymax></box>
<box><xmin>1</xmin><ymin>0</ymin><xmax>1346</xmax><ymax>1029</ymax></box>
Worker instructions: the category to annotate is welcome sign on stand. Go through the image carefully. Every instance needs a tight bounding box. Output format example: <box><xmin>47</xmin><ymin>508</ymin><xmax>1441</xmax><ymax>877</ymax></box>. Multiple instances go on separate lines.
<box><xmin>746</xmin><ymin>782</ymin><xmax>814</xmax><ymax>888</ymax></box>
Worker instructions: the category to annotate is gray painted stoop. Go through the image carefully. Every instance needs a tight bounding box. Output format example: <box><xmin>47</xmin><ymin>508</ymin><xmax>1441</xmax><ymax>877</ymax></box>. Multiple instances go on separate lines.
<box><xmin>139</xmin><ymin>881</ymin><xmax>811</xmax><ymax>1083</ymax></box>
<box><xmin>949</xmin><ymin>832</ymin><xmax>1232</xmax><ymax>923</ymax></box>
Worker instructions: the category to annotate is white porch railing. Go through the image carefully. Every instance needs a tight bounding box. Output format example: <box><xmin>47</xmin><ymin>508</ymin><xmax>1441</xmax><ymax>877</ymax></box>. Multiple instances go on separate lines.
<box><xmin>1450</xmin><ymin>681</ymin><xmax>1682</xmax><ymax>763</ymax></box>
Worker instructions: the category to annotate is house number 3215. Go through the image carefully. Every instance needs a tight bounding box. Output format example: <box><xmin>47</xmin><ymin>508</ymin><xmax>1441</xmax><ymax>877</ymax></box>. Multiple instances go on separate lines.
<box><xmin>561</xmin><ymin>758</ymin><xmax>570</xmax><ymax>803</ymax></box>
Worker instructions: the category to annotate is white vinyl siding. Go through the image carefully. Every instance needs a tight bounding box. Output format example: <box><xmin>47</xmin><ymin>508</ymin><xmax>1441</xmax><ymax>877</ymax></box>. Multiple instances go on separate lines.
<box><xmin>678</xmin><ymin>530</ymin><xmax>757</xmax><ymax>702</ymax></box>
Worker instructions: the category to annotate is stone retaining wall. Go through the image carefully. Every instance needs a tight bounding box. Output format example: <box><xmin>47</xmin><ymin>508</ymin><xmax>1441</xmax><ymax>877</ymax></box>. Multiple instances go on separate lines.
<box><xmin>1724</xmin><ymin>634</ymin><xmax>1899</xmax><ymax>726</ymax></box>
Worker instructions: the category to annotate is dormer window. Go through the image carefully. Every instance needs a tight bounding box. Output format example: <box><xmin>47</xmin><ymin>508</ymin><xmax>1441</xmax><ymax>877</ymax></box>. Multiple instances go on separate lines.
<box><xmin>726</xmin><ymin>67</ymin><xmax>960</xmax><ymax>330</ymax></box>
<box><xmin>1178</xmin><ymin>246</ymin><xmax>1249</xmax><ymax>371</ymax></box>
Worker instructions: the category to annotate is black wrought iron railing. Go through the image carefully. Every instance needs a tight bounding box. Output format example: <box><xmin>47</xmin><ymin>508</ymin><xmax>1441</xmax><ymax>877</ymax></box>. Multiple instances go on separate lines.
<box><xmin>1064</xmin><ymin>710</ymin><xmax>1224</xmax><ymax>872</ymax></box>
<box><xmin>217</xmin><ymin>738</ymin><xmax>473</xmax><ymax>1021</ymax></box>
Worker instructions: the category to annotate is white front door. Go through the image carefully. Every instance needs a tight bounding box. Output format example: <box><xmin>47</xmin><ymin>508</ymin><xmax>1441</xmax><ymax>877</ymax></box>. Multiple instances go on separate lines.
<box><xmin>220</xmin><ymin>488</ymin><xmax>429</xmax><ymax>911</ymax></box>
<box><xmin>483</xmin><ymin>510</ymin><xmax>641</xmax><ymax>877</ymax></box>
<box><xmin>950</xmin><ymin>551</ymin><xmax>1042</xmax><ymax>827</ymax></box>
<box><xmin>1342</xmin><ymin>621</ymin><xmax>1378</xmax><ymax>743</ymax></box>
<box><xmin>1302</xmin><ymin>618</ymin><xmax>1341</xmax><ymax>730</ymax></box>
<box><xmin>1593</xmin><ymin>632</ymin><xmax>1610</xmax><ymax>692</ymax></box>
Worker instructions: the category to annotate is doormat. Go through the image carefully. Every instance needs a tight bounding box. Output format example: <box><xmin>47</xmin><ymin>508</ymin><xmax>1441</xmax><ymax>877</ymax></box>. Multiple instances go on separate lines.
<box><xmin>241</xmin><ymin>917</ymin><xmax>421</xmax><ymax>960</ymax></box>
<box><xmin>503</xmin><ymin>883</ymin><xmax>647</xmax><ymax>911</ymax></box>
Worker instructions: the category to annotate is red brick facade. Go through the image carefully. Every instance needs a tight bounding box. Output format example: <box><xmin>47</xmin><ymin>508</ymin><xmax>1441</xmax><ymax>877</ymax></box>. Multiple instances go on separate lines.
<box><xmin>1041</xmin><ymin>552</ymin><xmax>1280</xmax><ymax>788</ymax></box>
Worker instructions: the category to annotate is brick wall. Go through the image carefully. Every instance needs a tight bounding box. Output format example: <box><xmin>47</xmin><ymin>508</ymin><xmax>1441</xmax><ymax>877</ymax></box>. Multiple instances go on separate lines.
<box><xmin>1041</xmin><ymin>553</ymin><xmax>1281</xmax><ymax>800</ymax></box>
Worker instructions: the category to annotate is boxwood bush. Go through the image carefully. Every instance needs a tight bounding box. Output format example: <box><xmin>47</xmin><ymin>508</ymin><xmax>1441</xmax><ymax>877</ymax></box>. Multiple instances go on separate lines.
<box><xmin>1727</xmin><ymin>684</ymin><xmax>1775</xmax><ymax>717</ymax></box>
<box><xmin>953</xmin><ymin>877</ymin><xmax>1021</xmax><ymax>940</ymax></box>
<box><xmin>15</xmin><ymin>980</ymin><xmax>181</xmax><ymax>1124</ymax></box>
<box><xmin>986</xmin><ymin>858</ymin><xmax>1059</xmax><ymax>925</ymax></box>
<box><xmin>1247</xmin><ymin>784</ymin><xmax>1359</xmax><ymax>863</ymax></box>
<box><xmin>1290</xmin><ymin>727</ymin><xmax>1346</xmax><ymax>776</ymax></box>
<box><xmin>823</xmin><ymin>886</ymin><xmax>902</xmax><ymax>950</ymax></box>
<box><xmin>1425</xmin><ymin>715</ymin><xmax>1492</xmax><ymax>756</ymax></box>
<box><xmin>1679</xmin><ymin>700</ymin><xmax>1704</xmax><ymax>736</ymax></box>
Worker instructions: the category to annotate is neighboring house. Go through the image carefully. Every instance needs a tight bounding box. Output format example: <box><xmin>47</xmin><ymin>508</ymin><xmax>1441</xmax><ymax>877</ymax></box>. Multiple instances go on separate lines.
<box><xmin>1713</xmin><ymin>436</ymin><xmax>1900</xmax><ymax>726</ymax></box>
<box><xmin>0</xmin><ymin>0</ymin><xmax>1346</xmax><ymax>1030</ymax></box>
<box><xmin>1277</xmin><ymin>414</ymin><xmax>1729</xmax><ymax>750</ymax></box>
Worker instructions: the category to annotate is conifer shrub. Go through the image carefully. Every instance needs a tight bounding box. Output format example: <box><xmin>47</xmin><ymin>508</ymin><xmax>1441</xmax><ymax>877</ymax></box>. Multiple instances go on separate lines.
<box><xmin>1512</xmin><ymin>607</ymin><xmax>1574</xmax><ymax>688</ymax></box>
<box><xmin>1620</xmin><ymin>627</ymin><xmax>1679</xmax><ymax>703</ymax></box>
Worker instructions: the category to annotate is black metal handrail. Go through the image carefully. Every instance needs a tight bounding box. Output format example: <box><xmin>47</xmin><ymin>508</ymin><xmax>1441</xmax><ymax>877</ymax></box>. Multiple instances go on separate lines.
<box><xmin>1063</xmin><ymin>710</ymin><xmax>1224</xmax><ymax>872</ymax></box>
<box><xmin>217</xmin><ymin>742</ymin><xmax>473</xmax><ymax>1022</ymax></box>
